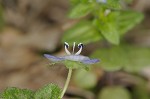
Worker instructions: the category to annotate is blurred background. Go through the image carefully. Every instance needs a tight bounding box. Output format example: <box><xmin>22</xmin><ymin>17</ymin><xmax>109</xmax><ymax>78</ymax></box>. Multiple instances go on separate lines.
<box><xmin>0</xmin><ymin>0</ymin><xmax>150</xmax><ymax>99</ymax></box>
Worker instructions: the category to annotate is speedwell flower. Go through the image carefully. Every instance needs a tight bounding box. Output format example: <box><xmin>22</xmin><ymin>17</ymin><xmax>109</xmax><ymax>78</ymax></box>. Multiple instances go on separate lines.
<box><xmin>44</xmin><ymin>42</ymin><xmax>100</xmax><ymax>69</ymax></box>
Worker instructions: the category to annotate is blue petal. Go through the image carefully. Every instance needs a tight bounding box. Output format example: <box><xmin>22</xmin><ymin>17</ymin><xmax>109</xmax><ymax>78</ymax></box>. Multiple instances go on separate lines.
<box><xmin>81</xmin><ymin>59</ymin><xmax>100</xmax><ymax>64</ymax></box>
<box><xmin>62</xmin><ymin>55</ymin><xmax>90</xmax><ymax>62</ymax></box>
<box><xmin>44</xmin><ymin>54</ymin><xmax>65</xmax><ymax>62</ymax></box>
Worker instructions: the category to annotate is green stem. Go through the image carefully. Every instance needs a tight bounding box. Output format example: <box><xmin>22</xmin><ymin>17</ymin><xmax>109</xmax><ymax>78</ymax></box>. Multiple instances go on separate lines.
<box><xmin>60</xmin><ymin>69</ymin><xmax>73</xmax><ymax>99</ymax></box>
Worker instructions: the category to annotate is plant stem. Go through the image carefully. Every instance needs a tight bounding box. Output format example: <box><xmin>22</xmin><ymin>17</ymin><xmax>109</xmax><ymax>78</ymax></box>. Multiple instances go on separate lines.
<box><xmin>60</xmin><ymin>68</ymin><xmax>72</xmax><ymax>99</ymax></box>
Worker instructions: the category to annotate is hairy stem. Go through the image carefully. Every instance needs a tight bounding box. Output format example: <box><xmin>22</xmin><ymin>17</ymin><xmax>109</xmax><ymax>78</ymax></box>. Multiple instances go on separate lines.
<box><xmin>60</xmin><ymin>69</ymin><xmax>73</xmax><ymax>99</ymax></box>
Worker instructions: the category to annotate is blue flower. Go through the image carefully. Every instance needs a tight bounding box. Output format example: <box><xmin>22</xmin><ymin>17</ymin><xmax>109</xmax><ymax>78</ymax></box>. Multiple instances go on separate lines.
<box><xmin>44</xmin><ymin>42</ymin><xmax>100</xmax><ymax>65</ymax></box>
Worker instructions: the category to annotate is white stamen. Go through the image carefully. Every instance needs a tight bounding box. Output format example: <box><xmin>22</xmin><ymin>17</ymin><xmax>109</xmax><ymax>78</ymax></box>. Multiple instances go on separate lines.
<box><xmin>72</xmin><ymin>42</ymin><xmax>76</xmax><ymax>54</ymax></box>
<box><xmin>78</xmin><ymin>43</ymin><xmax>82</xmax><ymax>46</ymax></box>
<box><xmin>64</xmin><ymin>42</ymin><xmax>69</xmax><ymax>46</ymax></box>
<box><xmin>64</xmin><ymin>42</ymin><xmax>71</xmax><ymax>55</ymax></box>
<box><xmin>75</xmin><ymin>43</ymin><xmax>83</xmax><ymax>55</ymax></box>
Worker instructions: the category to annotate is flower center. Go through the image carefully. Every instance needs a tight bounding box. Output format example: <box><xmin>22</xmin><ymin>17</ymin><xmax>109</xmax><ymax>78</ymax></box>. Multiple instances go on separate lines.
<box><xmin>64</xmin><ymin>42</ymin><xmax>83</xmax><ymax>55</ymax></box>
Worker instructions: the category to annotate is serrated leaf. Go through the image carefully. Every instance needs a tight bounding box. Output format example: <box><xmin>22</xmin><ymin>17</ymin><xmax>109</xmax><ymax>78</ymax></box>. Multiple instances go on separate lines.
<box><xmin>0</xmin><ymin>87</ymin><xmax>34</xmax><ymax>99</ymax></box>
<box><xmin>34</xmin><ymin>84</ymin><xmax>62</xmax><ymax>99</ymax></box>
<box><xmin>62</xmin><ymin>21</ymin><xmax>102</xmax><ymax>45</ymax></box>
<box><xmin>98</xmin><ymin>86</ymin><xmax>131</xmax><ymax>99</ymax></box>
<box><xmin>68</xmin><ymin>3</ymin><xmax>93</xmax><ymax>18</ymax></box>
<box><xmin>91</xmin><ymin>46</ymin><xmax>150</xmax><ymax>72</ymax></box>
<box><xmin>118</xmin><ymin>10</ymin><xmax>144</xmax><ymax>35</ymax></box>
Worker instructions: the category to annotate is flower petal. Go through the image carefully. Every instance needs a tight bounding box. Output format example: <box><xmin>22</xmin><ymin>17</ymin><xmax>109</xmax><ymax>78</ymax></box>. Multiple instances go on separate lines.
<box><xmin>44</xmin><ymin>54</ymin><xmax>65</xmax><ymax>62</ymax></box>
<box><xmin>81</xmin><ymin>59</ymin><xmax>100</xmax><ymax>64</ymax></box>
<box><xmin>63</xmin><ymin>55</ymin><xmax>90</xmax><ymax>61</ymax></box>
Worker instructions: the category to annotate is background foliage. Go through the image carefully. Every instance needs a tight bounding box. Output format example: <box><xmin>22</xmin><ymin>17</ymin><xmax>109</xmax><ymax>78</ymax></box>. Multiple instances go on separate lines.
<box><xmin>62</xmin><ymin>0</ymin><xmax>150</xmax><ymax>99</ymax></box>
<box><xmin>0</xmin><ymin>0</ymin><xmax>150</xmax><ymax>99</ymax></box>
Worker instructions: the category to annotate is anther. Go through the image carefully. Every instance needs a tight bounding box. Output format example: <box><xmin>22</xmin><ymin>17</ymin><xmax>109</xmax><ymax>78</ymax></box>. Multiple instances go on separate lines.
<box><xmin>75</xmin><ymin>43</ymin><xmax>83</xmax><ymax>55</ymax></box>
<box><xmin>64</xmin><ymin>42</ymin><xmax>69</xmax><ymax>48</ymax></box>
<box><xmin>64</xmin><ymin>42</ymin><xmax>71</xmax><ymax>55</ymax></box>
<box><xmin>78</xmin><ymin>43</ymin><xmax>83</xmax><ymax>49</ymax></box>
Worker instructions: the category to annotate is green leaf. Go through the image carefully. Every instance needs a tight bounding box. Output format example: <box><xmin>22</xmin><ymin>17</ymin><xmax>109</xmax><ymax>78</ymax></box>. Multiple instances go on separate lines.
<box><xmin>98</xmin><ymin>86</ymin><xmax>131</xmax><ymax>99</ymax></box>
<box><xmin>91</xmin><ymin>45</ymin><xmax>150</xmax><ymax>72</ymax></box>
<box><xmin>98</xmin><ymin>0</ymin><xmax>121</xmax><ymax>10</ymax></box>
<box><xmin>0</xmin><ymin>87</ymin><xmax>34</xmax><ymax>99</ymax></box>
<box><xmin>68</xmin><ymin>3</ymin><xmax>93</xmax><ymax>18</ymax></box>
<box><xmin>118</xmin><ymin>10</ymin><xmax>144</xmax><ymax>35</ymax></box>
<box><xmin>62</xmin><ymin>21</ymin><xmax>102</xmax><ymax>45</ymax></box>
<box><xmin>106</xmin><ymin>0</ymin><xmax>121</xmax><ymax>9</ymax></box>
<box><xmin>70</xmin><ymin>0</ymin><xmax>80</xmax><ymax>6</ymax></box>
<box><xmin>124</xmin><ymin>47</ymin><xmax>150</xmax><ymax>73</ymax></box>
<box><xmin>95</xmin><ymin>11</ymin><xmax>120</xmax><ymax>45</ymax></box>
<box><xmin>97</xmin><ymin>21</ymin><xmax>119</xmax><ymax>44</ymax></box>
<box><xmin>91</xmin><ymin>46</ymin><xmax>125</xmax><ymax>71</ymax></box>
<box><xmin>73</xmin><ymin>69</ymin><xmax>97</xmax><ymax>89</ymax></box>
<box><xmin>34</xmin><ymin>84</ymin><xmax>62</xmax><ymax>99</ymax></box>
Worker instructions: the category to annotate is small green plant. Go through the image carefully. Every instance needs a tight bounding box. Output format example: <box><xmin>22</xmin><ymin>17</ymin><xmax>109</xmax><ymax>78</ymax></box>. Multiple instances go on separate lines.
<box><xmin>0</xmin><ymin>84</ymin><xmax>62</xmax><ymax>99</ymax></box>
<box><xmin>62</xmin><ymin>0</ymin><xmax>143</xmax><ymax>45</ymax></box>
<box><xmin>44</xmin><ymin>42</ymin><xmax>100</xmax><ymax>98</ymax></box>
<box><xmin>62</xmin><ymin>0</ymin><xmax>150</xmax><ymax>99</ymax></box>
<box><xmin>0</xmin><ymin>0</ymin><xmax>148</xmax><ymax>99</ymax></box>
<box><xmin>0</xmin><ymin>42</ymin><xmax>99</xmax><ymax>99</ymax></box>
